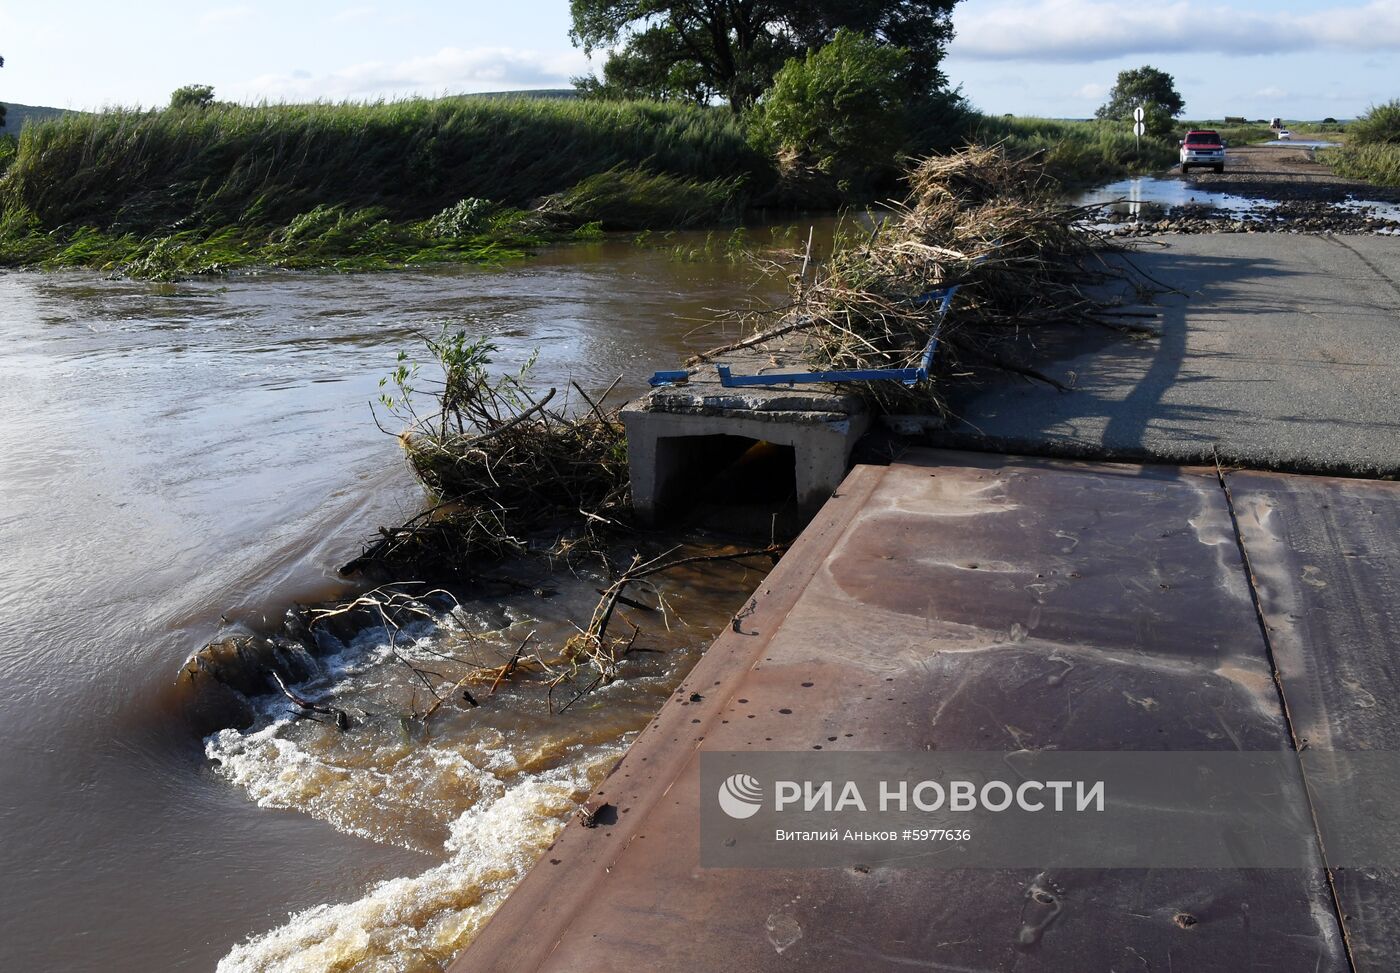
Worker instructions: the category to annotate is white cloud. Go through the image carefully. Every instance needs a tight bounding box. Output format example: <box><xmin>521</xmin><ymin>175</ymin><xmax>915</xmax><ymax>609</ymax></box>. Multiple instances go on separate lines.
<box><xmin>226</xmin><ymin>46</ymin><xmax>590</xmax><ymax>102</ymax></box>
<box><xmin>951</xmin><ymin>0</ymin><xmax>1400</xmax><ymax>61</ymax></box>
<box><xmin>1076</xmin><ymin>82</ymin><xmax>1108</xmax><ymax>100</ymax></box>
<box><xmin>199</xmin><ymin>5</ymin><xmax>255</xmax><ymax>31</ymax></box>
<box><xmin>1255</xmin><ymin>85</ymin><xmax>1290</xmax><ymax>100</ymax></box>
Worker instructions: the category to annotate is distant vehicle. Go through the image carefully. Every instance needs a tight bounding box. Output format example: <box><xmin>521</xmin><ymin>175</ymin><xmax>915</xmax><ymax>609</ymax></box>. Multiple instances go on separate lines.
<box><xmin>1179</xmin><ymin>130</ymin><xmax>1226</xmax><ymax>173</ymax></box>
<box><xmin>1277</xmin><ymin>129</ymin><xmax>1293</xmax><ymax>140</ymax></box>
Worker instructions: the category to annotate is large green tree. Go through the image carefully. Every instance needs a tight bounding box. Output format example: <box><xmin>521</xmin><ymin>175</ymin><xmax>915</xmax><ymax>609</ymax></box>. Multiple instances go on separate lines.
<box><xmin>1094</xmin><ymin>65</ymin><xmax>1184</xmax><ymax>136</ymax></box>
<box><xmin>569</xmin><ymin>0</ymin><xmax>960</xmax><ymax>110</ymax></box>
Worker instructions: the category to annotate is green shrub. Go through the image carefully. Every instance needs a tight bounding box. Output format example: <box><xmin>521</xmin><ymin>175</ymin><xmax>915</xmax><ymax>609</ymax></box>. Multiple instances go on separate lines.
<box><xmin>1318</xmin><ymin>101</ymin><xmax>1400</xmax><ymax>187</ymax></box>
<box><xmin>1348</xmin><ymin>100</ymin><xmax>1400</xmax><ymax>146</ymax></box>
<box><xmin>751</xmin><ymin>30</ymin><xmax>913</xmax><ymax>189</ymax></box>
<box><xmin>905</xmin><ymin>89</ymin><xmax>975</xmax><ymax>155</ymax></box>
<box><xmin>426</xmin><ymin>197</ymin><xmax>497</xmax><ymax>238</ymax></box>
<box><xmin>169</xmin><ymin>84</ymin><xmax>215</xmax><ymax>111</ymax></box>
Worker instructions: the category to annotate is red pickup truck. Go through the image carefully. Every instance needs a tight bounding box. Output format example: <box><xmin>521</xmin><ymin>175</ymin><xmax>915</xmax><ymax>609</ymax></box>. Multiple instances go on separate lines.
<box><xmin>1179</xmin><ymin>130</ymin><xmax>1226</xmax><ymax>173</ymax></box>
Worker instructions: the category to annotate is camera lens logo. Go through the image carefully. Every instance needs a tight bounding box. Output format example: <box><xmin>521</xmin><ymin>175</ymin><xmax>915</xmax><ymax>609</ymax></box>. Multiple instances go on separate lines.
<box><xmin>717</xmin><ymin>773</ymin><xmax>764</xmax><ymax>819</ymax></box>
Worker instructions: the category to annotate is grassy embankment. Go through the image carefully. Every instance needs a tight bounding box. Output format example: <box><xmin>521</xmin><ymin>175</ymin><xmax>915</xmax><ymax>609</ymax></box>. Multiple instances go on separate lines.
<box><xmin>0</xmin><ymin>97</ymin><xmax>1199</xmax><ymax>279</ymax></box>
<box><xmin>1321</xmin><ymin>101</ymin><xmax>1400</xmax><ymax>187</ymax></box>
<box><xmin>0</xmin><ymin>97</ymin><xmax>763</xmax><ymax>278</ymax></box>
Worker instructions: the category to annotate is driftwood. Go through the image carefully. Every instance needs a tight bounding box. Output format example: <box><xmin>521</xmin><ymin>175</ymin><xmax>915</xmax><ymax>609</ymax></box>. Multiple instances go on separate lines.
<box><xmin>487</xmin><ymin>630</ymin><xmax>535</xmax><ymax>697</ymax></box>
<box><xmin>546</xmin><ymin>544</ymin><xmax>785</xmax><ymax>713</ymax></box>
<box><xmin>268</xmin><ymin>669</ymin><xmax>350</xmax><ymax>730</ymax></box>
<box><xmin>353</xmin><ymin>365</ymin><xmax>630</xmax><ymax>574</ymax></box>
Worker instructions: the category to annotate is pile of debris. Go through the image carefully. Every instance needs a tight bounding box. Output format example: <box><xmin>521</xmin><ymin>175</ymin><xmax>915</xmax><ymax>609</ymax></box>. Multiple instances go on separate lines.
<box><xmin>702</xmin><ymin>146</ymin><xmax>1152</xmax><ymax>412</ymax></box>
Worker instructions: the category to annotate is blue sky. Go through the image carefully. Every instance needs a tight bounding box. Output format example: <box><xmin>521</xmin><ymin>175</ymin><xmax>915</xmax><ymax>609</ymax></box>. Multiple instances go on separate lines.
<box><xmin>1</xmin><ymin>1</ymin><xmax>1396</xmax><ymax>119</ymax></box>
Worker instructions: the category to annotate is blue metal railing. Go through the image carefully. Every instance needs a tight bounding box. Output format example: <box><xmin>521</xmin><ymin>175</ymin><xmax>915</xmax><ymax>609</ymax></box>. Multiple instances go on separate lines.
<box><xmin>648</xmin><ymin>284</ymin><xmax>961</xmax><ymax>389</ymax></box>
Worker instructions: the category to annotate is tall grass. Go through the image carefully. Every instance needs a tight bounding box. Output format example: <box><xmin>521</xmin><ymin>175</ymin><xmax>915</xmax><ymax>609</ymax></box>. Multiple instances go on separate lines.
<box><xmin>1346</xmin><ymin>100</ymin><xmax>1400</xmax><ymax>146</ymax></box>
<box><xmin>964</xmin><ymin>115</ymin><xmax>1177</xmax><ymax>187</ymax></box>
<box><xmin>0</xmin><ymin>96</ymin><xmax>765</xmax><ymax>233</ymax></box>
<box><xmin>1325</xmin><ymin>144</ymin><xmax>1400</xmax><ymax>187</ymax></box>
<box><xmin>0</xmin><ymin>96</ymin><xmax>1198</xmax><ymax>277</ymax></box>
<box><xmin>1323</xmin><ymin>100</ymin><xmax>1400</xmax><ymax>187</ymax></box>
<box><xmin>538</xmin><ymin>167</ymin><xmax>746</xmax><ymax>229</ymax></box>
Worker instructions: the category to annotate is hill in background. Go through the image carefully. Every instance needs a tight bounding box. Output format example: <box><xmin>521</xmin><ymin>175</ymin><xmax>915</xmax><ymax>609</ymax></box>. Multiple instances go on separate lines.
<box><xmin>2</xmin><ymin>102</ymin><xmax>76</xmax><ymax>132</ymax></box>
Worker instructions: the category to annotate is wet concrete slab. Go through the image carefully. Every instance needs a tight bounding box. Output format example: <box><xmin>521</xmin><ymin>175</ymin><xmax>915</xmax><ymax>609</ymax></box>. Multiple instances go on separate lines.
<box><xmin>1228</xmin><ymin>469</ymin><xmax>1400</xmax><ymax>972</ymax></box>
<box><xmin>453</xmin><ymin>449</ymin><xmax>1368</xmax><ymax>973</ymax></box>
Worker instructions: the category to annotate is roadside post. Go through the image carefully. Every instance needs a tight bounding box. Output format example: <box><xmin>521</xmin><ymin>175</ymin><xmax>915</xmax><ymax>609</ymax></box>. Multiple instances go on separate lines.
<box><xmin>1133</xmin><ymin>105</ymin><xmax>1146</xmax><ymax>158</ymax></box>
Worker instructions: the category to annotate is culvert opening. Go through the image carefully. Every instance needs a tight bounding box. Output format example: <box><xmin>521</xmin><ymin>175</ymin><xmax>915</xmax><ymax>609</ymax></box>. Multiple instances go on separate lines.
<box><xmin>655</xmin><ymin>434</ymin><xmax>799</xmax><ymax>537</ymax></box>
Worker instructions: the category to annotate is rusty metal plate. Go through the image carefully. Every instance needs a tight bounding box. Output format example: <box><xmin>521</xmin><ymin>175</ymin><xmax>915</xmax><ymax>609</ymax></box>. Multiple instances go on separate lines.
<box><xmin>1229</xmin><ymin>469</ymin><xmax>1400</xmax><ymax>972</ymax></box>
<box><xmin>455</xmin><ymin>451</ymin><xmax>1346</xmax><ymax>973</ymax></box>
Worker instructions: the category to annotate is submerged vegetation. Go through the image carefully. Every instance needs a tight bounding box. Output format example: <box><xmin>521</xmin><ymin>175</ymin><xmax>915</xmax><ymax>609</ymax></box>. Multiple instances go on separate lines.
<box><xmin>0</xmin><ymin>201</ymin><xmax>548</xmax><ymax>278</ymax></box>
<box><xmin>536</xmin><ymin>166</ymin><xmax>746</xmax><ymax>230</ymax></box>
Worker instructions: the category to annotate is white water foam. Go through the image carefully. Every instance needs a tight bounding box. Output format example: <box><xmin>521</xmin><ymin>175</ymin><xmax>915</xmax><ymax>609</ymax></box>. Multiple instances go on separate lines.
<box><xmin>214</xmin><ymin>747</ymin><xmax>622</xmax><ymax>973</ymax></box>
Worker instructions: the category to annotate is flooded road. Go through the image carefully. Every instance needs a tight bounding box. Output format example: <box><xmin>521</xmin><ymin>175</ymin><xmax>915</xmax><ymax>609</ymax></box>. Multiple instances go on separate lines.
<box><xmin>0</xmin><ymin>237</ymin><xmax>787</xmax><ymax>972</ymax></box>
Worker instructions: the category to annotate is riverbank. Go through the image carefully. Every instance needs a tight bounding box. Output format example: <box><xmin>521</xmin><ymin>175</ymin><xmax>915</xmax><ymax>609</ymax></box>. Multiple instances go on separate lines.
<box><xmin>0</xmin><ymin>97</ymin><xmax>761</xmax><ymax>278</ymax></box>
<box><xmin>0</xmin><ymin>97</ymin><xmax>1190</xmax><ymax>279</ymax></box>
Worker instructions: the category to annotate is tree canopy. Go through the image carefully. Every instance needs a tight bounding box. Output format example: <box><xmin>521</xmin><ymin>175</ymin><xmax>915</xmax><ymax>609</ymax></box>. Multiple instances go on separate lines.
<box><xmin>569</xmin><ymin>0</ymin><xmax>960</xmax><ymax>109</ymax></box>
<box><xmin>170</xmin><ymin>84</ymin><xmax>215</xmax><ymax>110</ymax></box>
<box><xmin>1094</xmin><ymin>65</ymin><xmax>1184</xmax><ymax>136</ymax></box>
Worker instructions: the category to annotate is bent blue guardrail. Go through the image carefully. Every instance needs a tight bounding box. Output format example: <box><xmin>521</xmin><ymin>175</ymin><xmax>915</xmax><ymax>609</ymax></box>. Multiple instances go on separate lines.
<box><xmin>647</xmin><ymin>285</ymin><xmax>962</xmax><ymax>389</ymax></box>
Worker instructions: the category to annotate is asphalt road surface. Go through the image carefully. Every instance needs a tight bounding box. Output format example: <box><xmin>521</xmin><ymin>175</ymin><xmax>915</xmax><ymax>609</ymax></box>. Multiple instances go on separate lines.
<box><xmin>934</xmin><ymin>233</ymin><xmax>1400</xmax><ymax>476</ymax></box>
<box><xmin>1178</xmin><ymin>143</ymin><xmax>1400</xmax><ymax>203</ymax></box>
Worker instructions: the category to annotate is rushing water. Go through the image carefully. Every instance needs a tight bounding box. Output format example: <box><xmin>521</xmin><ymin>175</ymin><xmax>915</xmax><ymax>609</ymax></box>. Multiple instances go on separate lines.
<box><xmin>0</xmin><ymin>237</ymin><xmax>788</xmax><ymax>972</ymax></box>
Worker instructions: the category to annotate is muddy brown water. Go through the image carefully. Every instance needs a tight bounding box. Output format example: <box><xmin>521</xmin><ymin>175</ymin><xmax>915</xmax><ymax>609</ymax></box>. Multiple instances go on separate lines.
<box><xmin>0</xmin><ymin>236</ymin><xmax>798</xmax><ymax>972</ymax></box>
